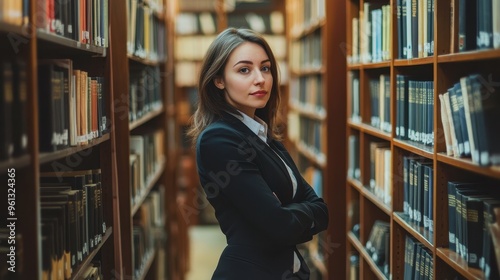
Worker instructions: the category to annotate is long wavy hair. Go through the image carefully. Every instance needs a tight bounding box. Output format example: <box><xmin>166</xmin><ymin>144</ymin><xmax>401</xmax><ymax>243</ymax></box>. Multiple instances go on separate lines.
<box><xmin>187</xmin><ymin>27</ymin><xmax>283</xmax><ymax>146</ymax></box>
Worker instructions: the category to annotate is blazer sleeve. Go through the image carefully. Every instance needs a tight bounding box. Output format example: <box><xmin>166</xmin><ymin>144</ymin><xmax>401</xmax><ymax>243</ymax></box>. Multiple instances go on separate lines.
<box><xmin>198</xmin><ymin>127</ymin><xmax>317</xmax><ymax>247</ymax></box>
<box><xmin>272</xmin><ymin>141</ymin><xmax>329</xmax><ymax>240</ymax></box>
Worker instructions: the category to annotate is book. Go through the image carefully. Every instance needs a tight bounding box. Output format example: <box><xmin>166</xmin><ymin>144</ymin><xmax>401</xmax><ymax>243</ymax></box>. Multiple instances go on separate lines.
<box><xmin>0</xmin><ymin>61</ymin><xmax>14</xmax><ymax>160</ymax></box>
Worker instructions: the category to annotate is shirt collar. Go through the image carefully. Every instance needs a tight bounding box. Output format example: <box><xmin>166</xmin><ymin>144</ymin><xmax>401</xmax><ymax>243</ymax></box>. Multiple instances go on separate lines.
<box><xmin>229</xmin><ymin>110</ymin><xmax>268</xmax><ymax>143</ymax></box>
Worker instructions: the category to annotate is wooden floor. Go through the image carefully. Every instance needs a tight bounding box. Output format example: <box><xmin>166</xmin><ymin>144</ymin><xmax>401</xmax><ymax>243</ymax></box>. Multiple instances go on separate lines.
<box><xmin>186</xmin><ymin>225</ymin><xmax>226</xmax><ymax>280</ymax></box>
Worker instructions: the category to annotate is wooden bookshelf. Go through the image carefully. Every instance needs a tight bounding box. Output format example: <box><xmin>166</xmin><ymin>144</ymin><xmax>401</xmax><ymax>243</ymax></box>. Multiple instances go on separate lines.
<box><xmin>286</xmin><ymin>0</ymin><xmax>347</xmax><ymax>279</ymax></box>
<box><xmin>0</xmin><ymin>0</ymin><xmax>178</xmax><ymax>279</ymax></box>
<box><xmin>345</xmin><ymin>0</ymin><xmax>500</xmax><ymax>279</ymax></box>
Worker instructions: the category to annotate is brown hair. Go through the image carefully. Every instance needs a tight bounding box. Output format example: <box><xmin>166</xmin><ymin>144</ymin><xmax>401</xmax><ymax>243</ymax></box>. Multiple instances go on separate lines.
<box><xmin>187</xmin><ymin>27</ymin><xmax>283</xmax><ymax>146</ymax></box>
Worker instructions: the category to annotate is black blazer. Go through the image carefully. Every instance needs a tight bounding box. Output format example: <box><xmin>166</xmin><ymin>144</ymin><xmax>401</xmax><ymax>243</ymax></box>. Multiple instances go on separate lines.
<box><xmin>196</xmin><ymin>113</ymin><xmax>329</xmax><ymax>280</ymax></box>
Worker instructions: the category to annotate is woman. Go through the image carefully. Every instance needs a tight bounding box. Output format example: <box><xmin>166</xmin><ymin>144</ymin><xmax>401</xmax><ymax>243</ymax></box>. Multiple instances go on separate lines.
<box><xmin>188</xmin><ymin>28</ymin><xmax>329</xmax><ymax>280</ymax></box>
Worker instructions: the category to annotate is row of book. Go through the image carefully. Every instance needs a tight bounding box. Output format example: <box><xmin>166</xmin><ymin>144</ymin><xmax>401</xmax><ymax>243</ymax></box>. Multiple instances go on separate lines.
<box><xmin>349</xmin><ymin>71</ymin><xmax>361</xmax><ymax>123</ymax></box>
<box><xmin>0</xmin><ymin>0</ymin><xmax>28</xmax><ymax>25</ymax></box>
<box><xmin>395</xmin><ymin>76</ymin><xmax>434</xmax><ymax>147</ymax></box>
<box><xmin>129</xmin><ymin>130</ymin><xmax>165</xmax><ymax>207</ymax></box>
<box><xmin>38</xmin><ymin>59</ymin><xmax>108</xmax><ymax>152</ymax></box>
<box><xmin>289</xmin><ymin>75</ymin><xmax>324</xmax><ymax>117</ymax></box>
<box><xmin>365</xmin><ymin>220</ymin><xmax>390</xmax><ymax>276</ymax></box>
<box><xmin>454</xmin><ymin>0</ymin><xmax>500</xmax><ymax>52</ymax></box>
<box><xmin>0</xmin><ymin>59</ymin><xmax>28</xmax><ymax>161</ymax></box>
<box><xmin>127</xmin><ymin>0</ymin><xmax>167</xmax><ymax>61</ymax></box>
<box><xmin>369</xmin><ymin>74</ymin><xmax>391</xmax><ymax>134</ymax></box>
<box><xmin>176</xmin><ymin>12</ymin><xmax>217</xmax><ymax>35</ymax></box>
<box><xmin>289</xmin><ymin>31</ymin><xmax>322</xmax><ymax>71</ymax></box>
<box><xmin>349</xmin><ymin>3</ymin><xmax>391</xmax><ymax>64</ymax></box>
<box><xmin>39</xmin><ymin>169</ymin><xmax>106</xmax><ymax>279</ymax></box>
<box><xmin>287</xmin><ymin>112</ymin><xmax>324</xmax><ymax>164</ymax></box>
<box><xmin>288</xmin><ymin>0</ymin><xmax>325</xmax><ymax>36</ymax></box>
<box><xmin>404</xmin><ymin>236</ymin><xmax>434</xmax><ymax>280</ymax></box>
<box><xmin>347</xmin><ymin>135</ymin><xmax>361</xmax><ymax>181</ymax></box>
<box><xmin>37</xmin><ymin>0</ymin><xmax>109</xmax><ymax>47</ymax></box>
<box><xmin>129</xmin><ymin>65</ymin><xmax>163</xmax><ymax>122</ymax></box>
<box><xmin>447</xmin><ymin>181</ymin><xmax>500</xmax><ymax>278</ymax></box>
<box><xmin>402</xmin><ymin>156</ymin><xmax>434</xmax><ymax>234</ymax></box>
<box><xmin>132</xmin><ymin>186</ymin><xmax>165</xmax><ymax>278</ymax></box>
<box><xmin>228</xmin><ymin>11</ymin><xmax>285</xmax><ymax>35</ymax></box>
<box><xmin>348</xmin><ymin>252</ymin><xmax>360</xmax><ymax>280</ymax></box>
<box><xmin>396</xmin><ymin>0</ymin><xmax>435</xmax><ymax>59</ymax></box>
<box><xmin>369</xmin><ymin>142</ymin><xmax>392</xmax><ymax>206</ymax></box>
<box><xmin>439</xmin><ymin>73</ymin><xmax>500</xmax><ymax>166</ymax></box>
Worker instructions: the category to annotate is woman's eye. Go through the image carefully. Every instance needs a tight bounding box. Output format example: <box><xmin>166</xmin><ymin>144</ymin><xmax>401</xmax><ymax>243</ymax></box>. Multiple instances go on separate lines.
<box><xmin>262</xmin><ymin>66</ymin><xmax>271</xmax><ymax>72</ymax></box>
<box><xmin>239</xmin><ymin>67</ymin><xmax>250</xmax><ymax>74</ymax></box>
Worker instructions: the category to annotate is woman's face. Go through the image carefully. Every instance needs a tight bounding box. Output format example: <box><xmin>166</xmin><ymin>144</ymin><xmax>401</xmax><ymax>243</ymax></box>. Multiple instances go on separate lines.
<box><xmin>215</xmin><ymin>42</ymin><xmax>273</xmax><ymax>118</ymax></box>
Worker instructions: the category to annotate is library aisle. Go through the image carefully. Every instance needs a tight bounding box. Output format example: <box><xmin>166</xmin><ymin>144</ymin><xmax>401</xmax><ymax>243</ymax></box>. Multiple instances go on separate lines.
<box><xmin>186</xmin><ymin>225</ymin><xmax>226</xmax><ymax>280</ymax></box>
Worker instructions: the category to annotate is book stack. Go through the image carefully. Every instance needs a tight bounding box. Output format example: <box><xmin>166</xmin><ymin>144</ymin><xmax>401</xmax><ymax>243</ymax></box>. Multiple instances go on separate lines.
<box><xmin>447</xmin><ymin>181</ymin><xmax>500</xmax><ymax>278</ymax></box>
<box><xmin>39</xmin><ymin>169</ymin><xmax>106</xmax><ymax>279</ymax></box>
<box><xmin>0</xmin><ymin>59</ymin><xmax>28</xmax><ymax>161</ymax></box>
<box><xmin>438</xmin><ymin>73</ymin><xmax>500</xmax><ymax>166</ymax></box>
<box><xmin>35</xmin><ymin>0</ymin><xmax>109</xmax><ymax>47</ymax></box>
<box><xmin>402</xmin><ymin>156</ymin><xmax>434</xmax><ymax>235</ymax></box>
<box><xmin>404</xmin><ymin>235</ymin><xmax>433</xmax><ymax>279</ymax></box>
<box><xmin>395</xmin><ymin>75</ymin><xmax>434</xmax><ymax>147</ymax></box>
<box><xmin>365</xmin><ymin>220</ymin><xmax>390</xmax><ymax>276</ymax></box>
<box><xmin>38</xmin><ymin>59</ymin><xmax>108</xmax><ymax>152</ymax></box>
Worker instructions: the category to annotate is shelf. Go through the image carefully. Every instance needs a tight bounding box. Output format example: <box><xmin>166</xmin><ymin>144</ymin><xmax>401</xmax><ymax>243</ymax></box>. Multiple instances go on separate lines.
<box><xmin>393</xmin><ymin>212</ymin><xmax>433</xmax><ymax>250</ymax></box>
<box><xmin>129</xmin><ymin>106</ymin><xmax>165</xmax><ymax>131</ymax></box>
<box><xmin>288</xmin><ymin>103</ymin><xmax>326</xmax><ymax>121</ymax></box>
<box><xmin>128</xmin><ymin>54</ymin><xmax>166</xmax><ymax>66</ymax></box>
<box><xmin>132</xmin><ymin>159</ymin><xmax>166</xmax><ymax>216</ymax></box>
<box><xmin>392</xmin><ymin>139</ymin><xmax>434</xmax><ymax>159</ymax></box>
<box><xmin>347</xmin><ymin>177</ymin><xmax>363</xmax><ymax>193</ymax></box>
<box><xmin>438</xmin><ymin>49</ymin><xmax>500</xmax><ymax>64</ymax></box>
<box><xmin>362</xmin><ymin>61</ymin><xmax>391</xmax><ymax>69</ymax></box>
<box><xmin>347</xmin><ymin>232</ymin><xmax>389</xmax><ymax>280</ymax></box>
<box><xmin>356</xmin><ymin>123</ymin><xmax>392</xmax><ymax>141</ymax></box>
<box><xmin>437</xmin><ymin>153</ymin><xmax>500</xmax><ymax>180</ymax></box>
<box><xmin>0</xmin><ymin>155</ymin><xmax>31</xmax><ymax>174</ymax></box>
<box><xmin>347</xmin><ymin>63</ymin><xmax>362</xmax><ymax>70</ymax></box>
<box><xmin>362</xmin><ymin>186</ymin><xmax>392</xmax><ymax>216</ymax></box>
<box><xmin>135</xmin><ymin>249</ymin><xmax>157</xmax><ymax>280</ymax></box>
<box><xmin>292</xmin><ymin>139</ymin><xmax>326</xmax><ymax>169</ymax></box>
<box><xmin>289</xmin><ymin>18</ymin><xmax>326</xmax><ymax>40</ymax></box>
<box><xmin>436</xmin><ymin>248</ymin><xmax>484</xmax><ymax>280</ymax></box>
<box><xmin>39</xmin><ymin>133</ymin><xmax>110</xmax><ymax>165</ymax></box>
<box><xmin>393</xmin><ymin>57</ymin><xmax>434</xmax><ymax>67</ymax></box>
<box><xmin>71</xmin><ymin>227</ymin><xmax>113</xmax><ymax>280</ymax></box>
<box><xmin>0</xmin><ymin>21</ymin><xmax>27</xmax><ymax>36</ymax></box>
<box><xmin>37</xmin><ymin>30</ymin><xmax>107</xmax><ymax>57</ymax></box>
<box><xmin>290</xmin><ymin>66</ymin><xmax>325</xmax><ymax>76</ymax></box>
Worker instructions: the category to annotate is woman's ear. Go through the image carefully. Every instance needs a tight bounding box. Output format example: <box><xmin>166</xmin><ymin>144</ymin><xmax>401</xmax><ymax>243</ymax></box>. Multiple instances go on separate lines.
<box><xmin>214</xmin><ymin>77</ymin><xmax>225</xmax><ymax>90</ymax></box>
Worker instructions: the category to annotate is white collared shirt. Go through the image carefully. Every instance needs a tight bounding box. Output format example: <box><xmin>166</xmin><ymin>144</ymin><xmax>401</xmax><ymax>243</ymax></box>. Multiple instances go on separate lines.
<box><xmin>231</xmin><ymin>111</ymin><xmax>300</xmax><ymax>273</ymax></box>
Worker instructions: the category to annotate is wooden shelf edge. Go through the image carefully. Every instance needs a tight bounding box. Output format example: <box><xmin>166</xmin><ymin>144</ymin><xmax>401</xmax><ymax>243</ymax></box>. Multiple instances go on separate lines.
<box><xmin>435</xmin><ymin>248</ymin><xmax>484</xmax><ymax>280</ymax></box>
<box><xmin>392</xmin><ymin>139</ymin><xmax>434</xmax><ymax>159</ymax></box>
<box><xmin>0</xmin><ymin>154</ymin><xmax>31</xmax><ymax>173</ymax></box>
<box><xmin>393</xmin><ymin>57</ymin><xmax>434</xmax><ymax>67</ymax></box>
<box><xmin>393</xmin><ymin>212</ymin><xmax>434</xmax><ymax>250</ymax></box>
<box><xmin>288</xmin><ymin>102</ymin><xmax>326</xmax><ymax>121</ymax></box>
<box><xmin>39</xmin><ymin>133</ymin><xmax>110</xmax><ymax>164</ymax></box>
<box><xmin>0</xmin><ymin>21</ymin><xmax>27</xmax><ymax>35</ymax></box>
<box><xmin>135</xmin><ymin>248</ymin><xmax>157</xmax><ymax>280</ymax></box>
<box><xmin>129</xmin><ymin>105</ymin><xmax>165</xmax><ymax>131</ymax></box>
<box><xmin>356</xmin><ymin>123</ymin><xmax>392</xmax><ymax>141</ymax></box>
<box><xmin>437</xmin><ymin>49</ymin><xmax>500</xmax><ymax>64</ymax></box>
<box><xmin>289</xmin><ymin>18</ymin><xmax>326</xmax><ymax>40</ymax></box>
<box><xmin>347</xmin><ymin>232</ymin><xmax>389</xmax><ymax>280</ymax></box>
<box><xmin>132</xmin><ymin>159</ymin><xmax>166</xmax><ymax>216</ymax></box>
<box><xmin>128</xmin><ymin>54</ymin><xmax>166</xmax><ymax>66</ymax></box>
<box><xmin>71</xmin><ymin>227</ymin><xmax>113</xmax><ymax>280</ymax></box>
<box><xmin>436</xmin><ymin>153</ymin><xmax>500</xmax><ymax>180</ymax></box>
<box><xmin>362</xmin><ymin>186</ymin><xmax>392</xmax><ymax>216</ymax></box>
<box><xmin>291</xmin><ymin>139</ymin><xmax>326</xmax><ymax>169</ymax></box>
<box><xmin>37</xmin><ymin>30</ymin><xmax>107</xmax><ymax>56</ymax></box>
<box><xmin>362</xmin><ymin>61</ymin><xmax>391</xmax><ymax>69</ymax></box>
